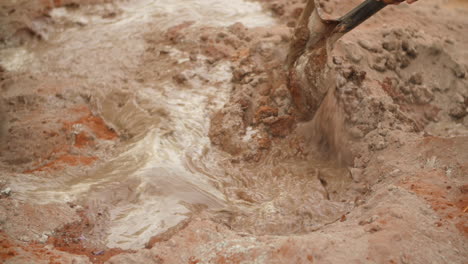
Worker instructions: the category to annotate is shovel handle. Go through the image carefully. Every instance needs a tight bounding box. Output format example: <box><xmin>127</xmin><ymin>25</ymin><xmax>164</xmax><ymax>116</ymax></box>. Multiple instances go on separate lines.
<box><xmin>335</xmin><ymin>0</ymin><xmax>387</xmax><ymax>34</ymax></box>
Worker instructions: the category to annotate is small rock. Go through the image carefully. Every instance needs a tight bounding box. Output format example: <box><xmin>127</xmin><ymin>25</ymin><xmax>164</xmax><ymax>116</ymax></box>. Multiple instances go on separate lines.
<box><xmin>258</xmin><ymin>83</ymin><xmax>271</xmax><ymax>96</ymax></box>
<box><xmin>335</xmin><ymin>74</ymin><xmax>347</xmax><ymax>88</ymax></box>
<box><xmin>389</xmin><ymin>169</ymin><xmax>401</xmax><ymax>177</ymax></box>
<box><xmin>359</xmin><ymin>215</ymin><xmax>378</xmax><ymax>226</ymax></box>
<box><xmin>322</xmin><ymin>5</ymin><xmax>333</xmax><ymax>14</ymax></box>
<box><xmin>376</xmin><ymin>156</ymin><xmax>385</xmax><ymax>163</ymax></box>
<box><xmin>454</xmin><ymin>93</ymin><xmax>465</xmax><ymax>104</ymax></box>
<box><xmin>358</xmin><ymin>39</ymin><xmax>381</xmax><ymax>53</ymax></box>
<box><xmin>232</xmin><ymin>66</ymin><xmax>252</xmax><ymax>83</ymax></box>
<box><xmin>75</xmin><ymin>18</ymin><xmax>88</xmax><ymax>27</ymax></box>
<box><xmin>347</xmin><ymin>51</ymin><xmax>362</xmax><ymax>63</ymax></box>
<box><xmin>400</xmin><ymin>254</ymin><xmax>410</xmax><ymax>264</ymax></box>
<box><xmin>189</xmin><ymin>52</ymin><xmax>198</xmax><ymax>62</ymax></box>
<box><xmin>401</xmin><ymin>40</ymin><xmax>417</xmax><ymax>58</ymax></box>
<box><xmin>382</xmin><ymin>40</ymin><xmax>399</xmax><ymax>51</ymax></box>
<box><xmin>463</xmin><ymin>115</ymin><xmax>468</xmax><ymax>127</ymax></box>
<box><xmin>412</xmin><ymin>85</ymin><xmax>434</xmax><ymax>104</ymax></box>
<box><xmin>378</xmin><ymin>129</ymin><xmax>388</xmax><ymax>136</ymax></box>
<box><xmin>399</xmin><ymin>85</ymin><xmax>411</xmax><ymax>95</ymax></box>
<box><xmin>173</xmin><ymin>72</ymin><xmax>188</xmax><ymax>84</ymax></box>
<box><xmin>365</xmin><ymin>225</ymin><xmax>382</xmax><ymax>233</ymax></box>
<box><xmin>444</xmin><ymin>38</ymin><xmax>454</xmax><ymax>45</ymax></box>
<box><xmin>409</xmin><ymin>73</ymin><xmax>423</xmax><ymax>85</ymax></box>
<box><xmin>449</xmin><ymin>105</ymin><xmax>467</xmax><ymax>119</ymax></box>
<box><xmin>102</xmin><ymin>11</ymin><xmax>117</xmax><ymax>19</ymax></box>
<box><xmin>399</xmin><ymin>54</ymin><xmax>411</xmax><ymax>69</ymax></box>
<box><xmin>159</xmin><ymin>47</ymin><xmax>171</xmax><ymax>55</ymax></box>
<box><xmin>385</xmin><ymin>56</ymin><xmax>397</xmax><ymax>70</ymax></box>
<box><xmin>428</xmin><ymin>43</ymin><xmax>442</xmax><ymax>56</ymax></box>
<box><xmin>19</xmin><ymin>235</ymin><xmax>31</xmax><ymax>242</ymax></box>
<box><xmin>332</xmin><ymin>56</ymin><xmax>343</xmax><ymax>65</ymax></box>
<box><xmin>375</xmin><ymin>140</ymin><xmax>387</xmax><ymax>150</ymax></box>
<box><xmin>0</xmin><ymin>187</ymin><xmax>11</xmax><ymax>197</ymax></box>
<box><xmin>372</xmin><ymin>56</ymin><xmax>387</xmax><ymax>72</ymax></box>
<box><xmin>217</xmin><ymin>32</ymin><xmax>227</xmax><ymax>39</ymax></box>
<box><xmin>349</xmin><ymin>127</ymin><xmax>364</xmax><ymax>139</ymax></box>
<box><xmin>350</xmin><ymin>168</ymin><xmax>364</xmax><ymax>182</ymax></box>
<box><xmin>257</xmin><ymin>137</ymin><xmax>271</xmax><ymax>149</ymax></box>
<box><xmin>200</xmin><ymin>34</ymin><xmax>209</xmax><ymax>42</ymax></box>
<box><xmin>268</xmin><ymin>115</ymin><xmax>295</xmax><ymax>137</ymax></box>
<box><xmin>460</xmin><ymin>184</ymin><xmax>468</xmax><ymax>194</ymax></box>
<box><xmin>92</xmin><ymin>250</ymin><xmax>105</xmax><ymax>256</ymax></box>
<box><xmin>255</xmin><ymin>106</ymin><xmax>278</xmax><ymax>122</ymax></box>
<box><xmin>37</xmin><ymin>233</ymin><xmax>48</xmax><ymax>243</ymax></box>
<box><xmin>452</xmin><ymin>64</ymin><xmax>466</xmax><ymax>79</ymax></box>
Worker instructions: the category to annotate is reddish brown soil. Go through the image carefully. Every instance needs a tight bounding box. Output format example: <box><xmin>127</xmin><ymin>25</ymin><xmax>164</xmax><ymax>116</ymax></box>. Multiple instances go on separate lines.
<box><xmin>47</xmin><ymin>210</ymin><xmax>133</xmax><ymax>264</ymax></box>
<box><xmin>398</xmin><ymin>137</ymin><xmax>468</xmax><ymax>236</ymax></box>
<box><xmin>0</xmin><ymin>231</ymin><xmax>62</xmax><ymax>264</ymax></box>
<box><xmin>66</xmin><ymin>106</ymin><xmax>118</xmax><ymax>141</ymax></box>
<box><xmin>23</xmin><ymin>105</ymin><xmax>117</xmax><ymax>173</ymax></box>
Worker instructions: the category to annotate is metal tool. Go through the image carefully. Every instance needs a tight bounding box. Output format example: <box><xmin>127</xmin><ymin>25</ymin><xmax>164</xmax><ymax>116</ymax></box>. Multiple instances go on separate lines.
<box><xmin>287</xmin><ymin>0</ymin><xmax>388</xmax><ymax>119</ymax></box>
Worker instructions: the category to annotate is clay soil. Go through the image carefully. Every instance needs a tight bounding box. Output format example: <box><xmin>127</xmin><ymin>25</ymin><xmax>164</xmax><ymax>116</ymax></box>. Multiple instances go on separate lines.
<box><xmin>0</xmin><ymin>0</ymin><xmax>467</xmax><ymax>263</ymax></box>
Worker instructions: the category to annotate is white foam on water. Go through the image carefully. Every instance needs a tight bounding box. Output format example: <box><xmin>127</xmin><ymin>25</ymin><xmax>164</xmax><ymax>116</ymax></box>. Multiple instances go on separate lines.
<box><xmin>118</xmin><ymin>0</ymin><xmax>276</xmax><ymax>29</ymax></box>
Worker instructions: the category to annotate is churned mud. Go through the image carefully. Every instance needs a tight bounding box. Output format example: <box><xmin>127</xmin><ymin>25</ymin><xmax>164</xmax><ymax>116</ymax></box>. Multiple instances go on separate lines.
<box><xmin>0</xmin><ymin>0</ymin><xmax>467</xmax><ymax>263</ymax></box>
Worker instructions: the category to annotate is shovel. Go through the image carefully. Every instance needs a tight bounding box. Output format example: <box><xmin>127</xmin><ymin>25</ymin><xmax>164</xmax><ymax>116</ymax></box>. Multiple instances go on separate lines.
<box><xmin>287</xmin><ymin>0</ymin><xmax>388</xmax><ymax>119</ymax></box>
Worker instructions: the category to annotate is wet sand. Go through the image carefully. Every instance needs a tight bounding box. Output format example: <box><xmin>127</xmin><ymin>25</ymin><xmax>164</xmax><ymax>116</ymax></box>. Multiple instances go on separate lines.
<box><xmin>0</xmin><ymin>0</ymin><xmax>467</xmax><ymax>263</ymax></box>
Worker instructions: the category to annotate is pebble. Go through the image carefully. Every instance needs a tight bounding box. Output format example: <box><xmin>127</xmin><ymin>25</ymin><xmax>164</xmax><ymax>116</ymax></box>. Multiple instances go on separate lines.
<box><xmin>401</xmin><ymin>40</ymin><xmax>418</xmax><ymax>58</ymax></box>
<box><xmin>449</xmin><ymin>105</ymin><xmax>467</xmax><ymax>119</ymax></box>
<box><xmin>173</xmin><ymin>72</ymin><xmax>188</xmax><ymax>84</ymax></box>
<box><xmin>378</xmin><ymin>129</ymin><xmax>388</xmax><ymax>136</ymax></box>
<box><xmin>332</xmin><ymin>56</ymin><xmax>343</xmax><ymax>65</ymax></box>
<box><xmin>350</xmin><ymin>168</ymin><xmax>364</xmax><ymax>182</ymax></box>
<box><xmin>359</xmin><ymin>215</ymin><xmax>379</xmax><ymax>226</ymax></box>
<box><xmin>463</xmin><ymin>115</ymin><xmax>468</xmax><ymax>127</ymax></box>
<box><xmin>385</xmin><ymin>56</ymin><xmax>397</xmax><ymax>70</ymax></box>
<box><xmin>399</xmin><ymin>53</ymin><xmax>411</xmax><ymax>68</ymax></box>
<box><xmin>399</xmin><ymin>85</ymin><xmax>411</xmax><ymax>95</ymax></box>
<box><xmin>409</xmin><ymin>73</ymin><xmax>423</xmax><ymax>85</ymax></box>
<box><xmin>38</xmin><ymin>233</ymin><xmax>49</xmax><ymax>243</ymax></box>
<box><xmin>365</xmin><ymin>224</ymin><xmax>382</xmax><ymax>233</ymax></box>
<box><xmin>444</xmin><ymin>38</ymin><xmax>454</xmax><ymax>45</ymax></box>
<box><xmin>92</xmin><ymin>250</ymin><xmax>105</xmax><ymax>256</ymax></box>
<box><xmin>376</xmin><ymin>156</ymin><xmax>385</xmax><ymax>163</ymax></box>
<box><xmin>335</xmin><ymin>74</ymin><xmax>347</xmax><ymax>88</ymax></box>
<box><xmin>347</xmin><ymin>52</ymin><xmax>362</xmax><ymax>63</ymax></box>
<box><xmin>19</xmin><ymin>235</ymin><xmax>30</xmax><ymax>242</ymax></box>
<box><xmin>413</xmin><ymin>85</ymin><xmax>434</xmax><ymax>104</ymax></box>
<box><xmin>349</xmin><ymin>127</ymin><xmax>364</xmax><ymax>139</ymax></box>
<box><xmin>452</xmin><ymin>64</ymin><xmax>466</xmax><ymax>79</ymax></box>
<box><xmin>428</xmin><ymin>43</ymin><xmax>442</xmax><ymax>56</ymax></box>
<box><xmin>454</xmin><ymin>93</ymin><xmax>465</xmax><ymax>104</ymax></box>
<box><xmin>389</xmin><ymin>169</ymin><xmax>401</xmax><ymax>177</ymax></box>
<box><xmin>370</xmin><ymin>140</ymin><xmax>387</xmax><ymax>151</ymax></box>
<box><xmin>0</xmin><ymin>187</ymin><xmax>11</xmax><ymax>197</ymax></box>
<box><xmin>382</xmin><ymin>40</ymin><xmax>398</xmax><ymax>51</ymax></box>
<box><xmin>358</xmin><ymin>39</ymin><xmax>381</xmax><ymax>53</ymax></box>
<box><xmin>372</xmin><ymin>57</ymin><xmax>387</xmax><ymax>72</ymax></box>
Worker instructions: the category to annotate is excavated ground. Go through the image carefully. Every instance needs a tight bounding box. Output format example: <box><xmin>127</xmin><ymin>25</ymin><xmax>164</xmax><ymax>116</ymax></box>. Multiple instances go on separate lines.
<box><xmin>0</xmin><ymin>0</ymin><xmax>467</xmax><ymax>263</ymax></box>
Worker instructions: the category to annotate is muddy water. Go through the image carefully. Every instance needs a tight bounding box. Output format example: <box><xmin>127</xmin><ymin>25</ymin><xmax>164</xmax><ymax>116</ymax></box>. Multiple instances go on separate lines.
<box><xmin>1</xmin><ymin>0</ymin><xmax>355</xmax><ymax>250</ymax></box>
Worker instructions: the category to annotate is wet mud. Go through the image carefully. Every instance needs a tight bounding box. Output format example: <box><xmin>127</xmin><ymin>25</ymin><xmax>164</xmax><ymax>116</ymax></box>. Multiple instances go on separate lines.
<box><xmin>0</xmin><ymin>0</ymin><xmax>467</xmax><ymax>263</ymax></box>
